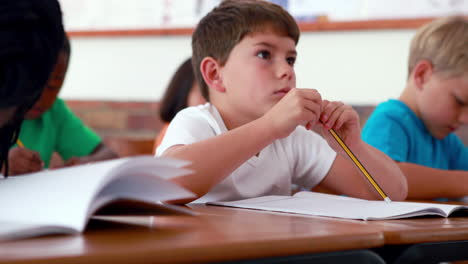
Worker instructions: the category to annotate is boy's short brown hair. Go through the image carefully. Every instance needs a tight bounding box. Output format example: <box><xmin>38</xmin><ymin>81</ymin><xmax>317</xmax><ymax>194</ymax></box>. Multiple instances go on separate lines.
<box><xmin>408</xmin><ymin>16</ymin><xmax>468</xmax><ymax>78</ymax></box>
<box><xmin>192</xmin><ymin>0</ymin><xmax>300</xmax><ymax>101</ymax></box>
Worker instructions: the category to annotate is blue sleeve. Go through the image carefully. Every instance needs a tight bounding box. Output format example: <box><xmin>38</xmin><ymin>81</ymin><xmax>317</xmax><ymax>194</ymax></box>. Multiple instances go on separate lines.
<box><xmin>362</xmin><ymin>112</ymin><xmax>409</xmax><ymax>162</ymax></box>
<box><xmin>448</xmin><ymin>135</ymin><xmax>468</xmax><ymax>170</ymax></box>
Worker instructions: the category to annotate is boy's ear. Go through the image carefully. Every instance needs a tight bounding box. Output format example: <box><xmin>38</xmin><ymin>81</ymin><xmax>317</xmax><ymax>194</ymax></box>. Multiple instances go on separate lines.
<box><xmin>200</xmin><ymin>57</ymin><xmax>226</xmax><ymax>93</ymax></box>
<box><xmin>412</xmin><ymin>60</ymin><xmax>434</xmax><ymax>90</ymax></box>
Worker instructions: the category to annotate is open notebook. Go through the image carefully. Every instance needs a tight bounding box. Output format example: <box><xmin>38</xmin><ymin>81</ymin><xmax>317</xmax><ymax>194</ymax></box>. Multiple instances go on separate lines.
<box><xmin>209</xmin><ymin>191</ymin><xmax>468</xmax><ymax>220</ymax></box>
<box><xmin>0</xmin><ymin>156</ymin><xmax>195</xmax><ymax>240</ymax></box>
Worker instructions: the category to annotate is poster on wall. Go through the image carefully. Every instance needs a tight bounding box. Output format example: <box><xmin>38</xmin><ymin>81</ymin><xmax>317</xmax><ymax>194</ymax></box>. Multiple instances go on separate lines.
<box><xmin>364</xmin><ymin>0</ymin><xmax>468</xmax><ymax>19</ymax></box>
<box><xmin>58</xmin><ymin>0</ymin><xmax>468</xmax><ymax>31</ymax></box>
<box><xmin>58</xmin><ymin>0</ymin><xmax>221</xmax><ymax>31</ymax></box>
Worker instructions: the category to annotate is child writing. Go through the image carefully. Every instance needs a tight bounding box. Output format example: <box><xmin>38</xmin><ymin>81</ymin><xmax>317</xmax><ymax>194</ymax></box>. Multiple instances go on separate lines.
<box><xmin>362</xmin><ymin>16</ymin><xmax>468</xmax><ymax>200</ymax></box>
<box><xmin>6</xmin><ymin>35</ymin><xmax>118</xmax><ymax>176</ymax></box>
<box><xmin>154</xmin><ymin>57</ymin><xmax>205</xmax><ymax>150</ymax></box>
<box><xmin>0</xmin><ymin>0</ymin><xmax>64</xmax><ymax>176</ymax></box>
<box><xmin>156</xmin><ymin>0</ymin><xmax>407</xmax><ymax>203</ymax></box>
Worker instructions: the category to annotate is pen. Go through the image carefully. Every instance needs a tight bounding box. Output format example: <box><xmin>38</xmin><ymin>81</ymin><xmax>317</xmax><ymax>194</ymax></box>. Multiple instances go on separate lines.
<box><xmin>327</xmin><ymin>128</ymin><xmax>392</xmax><ymax>203</ymax></box>
<box><xmin>16</xmin><ymin>139</ymin><xmax>24</xmax><ymax>148</ymax></box>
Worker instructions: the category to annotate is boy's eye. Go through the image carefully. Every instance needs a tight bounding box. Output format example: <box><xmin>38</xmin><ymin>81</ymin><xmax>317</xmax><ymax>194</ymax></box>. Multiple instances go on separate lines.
<box><xmin>256</xmin><ymin>50</ymin><xmax>271</xmax><ymax>60</ymax></box>
<box><xmin>286</xmin><ymin>56</ymin><xmax>296</xmax><ymax>66</ymax></box>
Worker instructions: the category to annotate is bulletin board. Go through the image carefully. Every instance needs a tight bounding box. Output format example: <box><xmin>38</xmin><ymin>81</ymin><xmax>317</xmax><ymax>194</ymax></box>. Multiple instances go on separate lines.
<box><xmin>60</xmin><ymin>0</ymin><xmax>468</xmax><ymax>36</ymax></box>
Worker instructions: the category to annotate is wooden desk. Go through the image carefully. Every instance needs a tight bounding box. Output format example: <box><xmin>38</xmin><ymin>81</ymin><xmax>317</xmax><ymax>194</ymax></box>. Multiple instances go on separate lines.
<box><xmin>0</xmin><ymin>205</ymin><xmax>384</xmax><ymax>264</ymax></box>
<box><xmin>368</xmin><ymin>217</ymin><xmax>468</xmax><ymax>263</ymax></box>
<box><xmin>371</xmin><ymin>217</ymin><xmax>468</xmax><ymax>245</ymax></box>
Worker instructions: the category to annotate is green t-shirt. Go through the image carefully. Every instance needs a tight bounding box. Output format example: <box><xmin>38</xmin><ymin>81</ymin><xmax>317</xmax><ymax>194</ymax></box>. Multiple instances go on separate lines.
<box><xmin>17</xmin><ymin>98</ymin><xmax>101</xmax><ymax>167</ymax></box>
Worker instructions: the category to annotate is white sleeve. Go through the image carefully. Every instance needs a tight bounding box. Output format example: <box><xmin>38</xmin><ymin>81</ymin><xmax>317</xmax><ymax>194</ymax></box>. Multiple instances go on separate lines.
<box><xmin>156</xmin><ymin>107</ymin><xmax>217</xmax><ymax>156</ymax></box>
<box><xmin>289</xmin><ymin>127</ymin><xmax>337</xmax><ymax>190</ymax></box>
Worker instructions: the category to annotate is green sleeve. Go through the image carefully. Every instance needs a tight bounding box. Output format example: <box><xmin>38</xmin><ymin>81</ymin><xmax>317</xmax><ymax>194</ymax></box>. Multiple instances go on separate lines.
<box><xmin>53</xmin><ymin>98</ymin><xmax>102</xmax><ymax>161</ymax></box>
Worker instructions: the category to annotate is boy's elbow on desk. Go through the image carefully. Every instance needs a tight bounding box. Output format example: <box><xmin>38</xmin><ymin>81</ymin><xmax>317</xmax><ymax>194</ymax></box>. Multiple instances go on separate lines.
<box><xmin>388</xmin><ymin>169</ymin><xmax>408</xmax><ymax>201</ymax></box>
<box><xmin>391</xmin><ymin>180</ymin><xmax>408</xmax><ymax>201</ymax></box>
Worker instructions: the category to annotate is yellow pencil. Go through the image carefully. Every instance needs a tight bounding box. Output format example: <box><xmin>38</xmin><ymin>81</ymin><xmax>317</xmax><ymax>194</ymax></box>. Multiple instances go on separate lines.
<box><xmin>16</xmin><ymin>139</ymin><xmax>24</xmax><ymax>148</ymax></box>
<box><xmin>327</xmin><ymin>128</ymin><xmax>391</xmax><ymax>203</ymax></box>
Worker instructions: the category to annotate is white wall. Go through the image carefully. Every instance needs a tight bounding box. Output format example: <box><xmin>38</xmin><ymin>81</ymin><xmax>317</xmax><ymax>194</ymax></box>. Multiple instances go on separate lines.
<box><xmin>62</xmin><ymin>29</ymin><xmax>415</xmax><ymax>105</ymax></box>
<box><xmin>296</xmin><ymin>29</ymin><xmax>413</xmax><ymax>104</ymax></box>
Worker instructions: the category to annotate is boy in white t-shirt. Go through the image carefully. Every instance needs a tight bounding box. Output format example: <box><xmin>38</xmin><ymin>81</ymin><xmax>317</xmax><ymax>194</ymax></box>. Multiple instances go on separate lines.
<box><xmin>156</xmin><ymin>0</ymin><xmax>408</xmax><ymax>203</ymax></box>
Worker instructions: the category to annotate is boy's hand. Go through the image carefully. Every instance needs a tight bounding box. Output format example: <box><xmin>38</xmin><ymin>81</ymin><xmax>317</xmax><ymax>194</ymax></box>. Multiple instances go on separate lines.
<box><xmin>262</xmin><ymin>88</ymin><xmax>323</xmax><ymax>139</ymax></box>
<box><xmin>319</xmin><ymin>100</ymin><xmax>361</xmax><ymax>151</ymax></box>
<box><xmin>7</xmin><ymin>147</ymin><xmax>44</xmax><ymax>175</ymax></box>
<box><xmin>63</xmin><ymin>156</ymin><xmax>86</xmax><ymax>167</ymax></box>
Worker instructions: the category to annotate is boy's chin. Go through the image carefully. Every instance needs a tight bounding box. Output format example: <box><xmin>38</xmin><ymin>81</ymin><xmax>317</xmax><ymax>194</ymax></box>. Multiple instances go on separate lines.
<box><xmin>431</xmin><ymin>129</ymin><xmax>451</xmax><ymax>140</ymax></box>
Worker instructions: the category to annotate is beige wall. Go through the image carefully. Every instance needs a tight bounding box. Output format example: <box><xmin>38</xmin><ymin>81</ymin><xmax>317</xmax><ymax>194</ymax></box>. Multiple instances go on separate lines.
<box><xmin>62</xmin><ymin>29</ymin><xmax>415</xmax><ymax>105</ymax></box>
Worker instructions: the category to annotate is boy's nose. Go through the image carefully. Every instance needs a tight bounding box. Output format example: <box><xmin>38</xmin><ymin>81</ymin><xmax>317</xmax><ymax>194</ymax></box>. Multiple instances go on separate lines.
<box><xmin>276</xmin><ymin>62</ymin><xmax>294</xmax><ymax>80</ymax></box>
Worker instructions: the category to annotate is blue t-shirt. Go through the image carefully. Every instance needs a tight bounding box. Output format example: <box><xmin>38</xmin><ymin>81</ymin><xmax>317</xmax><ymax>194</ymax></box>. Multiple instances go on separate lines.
<box><xmin>362</xmin><ymin>99</ymin><xmax>468</xmax><ymax>170</ymax></box>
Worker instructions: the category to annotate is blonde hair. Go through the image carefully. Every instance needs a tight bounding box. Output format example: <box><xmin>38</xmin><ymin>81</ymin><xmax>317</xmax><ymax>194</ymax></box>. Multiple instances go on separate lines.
<box><xmin>408</xmin><ymin>16</ymin><xmax>468</xmax><ymax>78</ymax></box>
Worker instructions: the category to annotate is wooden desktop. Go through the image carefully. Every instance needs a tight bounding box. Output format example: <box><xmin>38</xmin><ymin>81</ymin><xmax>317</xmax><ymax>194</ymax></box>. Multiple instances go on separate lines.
<box><xmin>0</xmin><ymin>205</ymin><xmax>384</xmax><ymax>264</ymax></box>
<box><xmin>1</xmin><ymin>204</ymin><xmax>468</xmax><ymax>263</ymax></box>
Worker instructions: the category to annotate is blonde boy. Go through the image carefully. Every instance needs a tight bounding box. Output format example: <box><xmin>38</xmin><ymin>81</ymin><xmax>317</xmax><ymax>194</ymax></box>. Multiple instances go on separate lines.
<box><xmin>157</xmin><ymin>0</ymin><xmax>407</xmax><ymax>203</ymax></box>
<box><xmin>362</xmin><ymin>17</ymin><xmax>468</xmax><ymax>199</ymax></box>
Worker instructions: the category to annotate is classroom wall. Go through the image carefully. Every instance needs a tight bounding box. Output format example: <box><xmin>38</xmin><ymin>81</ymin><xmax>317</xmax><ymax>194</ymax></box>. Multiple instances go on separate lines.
<box><xmin>63</xmin><ymin>29</ymin><xmax>468</xmax><ymax>145</ymax></box>
<box><xmin>62</xmin><ymin>29</ymin><xmax>415</xmax><ymax>105</ymax></box>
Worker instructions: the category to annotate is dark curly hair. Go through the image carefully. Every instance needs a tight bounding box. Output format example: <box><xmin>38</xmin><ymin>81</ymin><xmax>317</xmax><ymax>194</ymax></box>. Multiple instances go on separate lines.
<box><xmin>0</xmin><ymin>0</ymin><xmax>65</xmax><ymax>176</ymax></box>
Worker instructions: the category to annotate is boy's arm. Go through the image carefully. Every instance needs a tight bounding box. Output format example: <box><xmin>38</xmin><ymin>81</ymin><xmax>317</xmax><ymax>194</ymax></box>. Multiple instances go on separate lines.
<box><xmin>163</xmin><ymin>88</ymin><xmax>324</xmax><ymax>203</ymax></box>
<box><xmin>398</xmin><ymin>162</ymin><xmax>468</xmax><ymax>199</ymax></box>
<box><xmin>163</xmin><ymin>117</ymin><xmax>276</xmax><ymax>203</ymax></box>
<box><xmin>316</xmin><ymin>141</ymin><xmax>408</xmax><ymax>201</ymax></box>
<box><xmin>315</xmin><ymin>100</ymin><xmax>408</xmax><ymax>201</ymax></box>
<box><xmin>64</xmin><ymin>143</ymin><xmax>118</xmax><ymax>166</ymax></box>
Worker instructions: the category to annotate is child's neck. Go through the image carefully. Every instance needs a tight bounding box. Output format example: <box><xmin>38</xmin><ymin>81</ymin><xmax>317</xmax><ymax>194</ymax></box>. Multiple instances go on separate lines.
<box><xmin>399</xmin><ymin>83</ymin><xmax>421</xmax><ymax>118</ymax></box>
<box><xmin>213</xmin><ymin>103</ymin><xmax>253</xmax><ymax>131</ymax></box>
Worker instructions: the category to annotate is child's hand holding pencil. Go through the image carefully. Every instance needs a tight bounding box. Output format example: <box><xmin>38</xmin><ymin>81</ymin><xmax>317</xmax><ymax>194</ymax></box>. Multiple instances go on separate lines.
<box><xmin>319</xmin><ymin>100</ymin><xmax>361</xmax><ymax>150</ymax></box>
<box><xmin>7</xmin><ymin>140</ymin><xmax>44</xmax><ymax>176</ymax></box>
<box><xmin>319</xmin><ymin>100</ymin><xmax>391</xmax><ymax>203</ymax></box>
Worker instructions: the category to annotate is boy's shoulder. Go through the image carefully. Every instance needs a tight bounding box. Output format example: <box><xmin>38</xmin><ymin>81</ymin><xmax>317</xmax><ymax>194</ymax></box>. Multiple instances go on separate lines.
<box><xmin>363</xmin><ymin>99</ymin><xmax>426</xmax><ymax>139</ymax></box>
<box><xmin>52</xmin><ymin>97</ymin><xmax>66</xmax><ymax>110</ymax></box>
<box><xmin>176</xmin><ymin>103</ymin><xmax>212</xmax><ymax>117</ymax></box>
<box><xmin>174</xmin><ymin>103</ymin><xmax>223</xmax><ymax>128</ymax></box>
<box><xmin>371</xmin><ymin>99</ymin><xmax>422</xmax><ymax>126</ymax></box>
<box><xmin>156</xmin><ymin>103</ymin><xmax>225</xmax><ymax>156</ymax></box>
<box><xmin>374</xmin><ymin>99</ymin><xmax>412</xmax><ymax>117</ymax></box>
<box><xmin>30</xmin><ymin>98</ymin><xmax>66</xmax><ymax>123</ymax></box>
<box><xmin>47</xmin><ymin>98</ymin><xmax>75</xmax><ymax>121</ymax></box>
